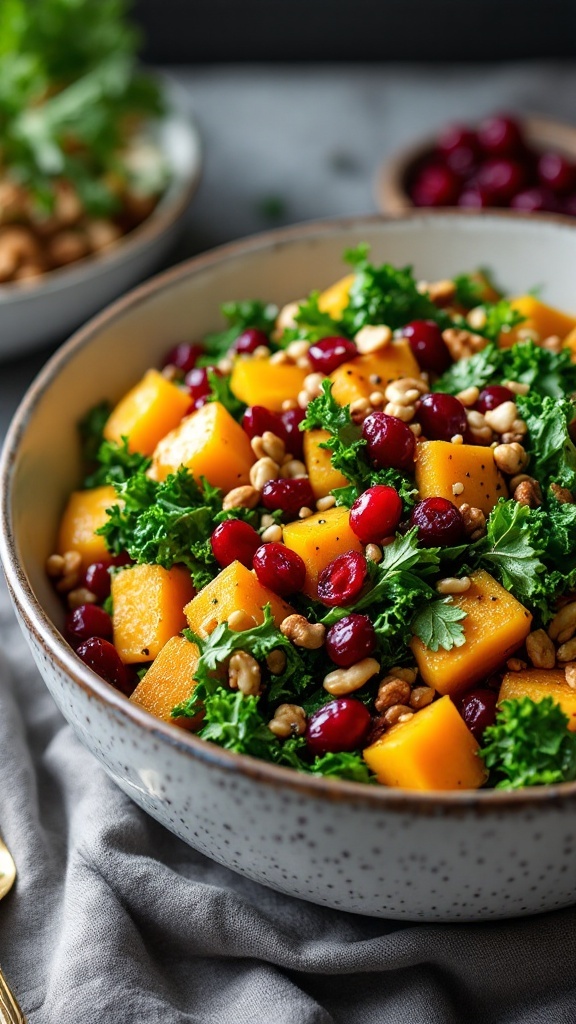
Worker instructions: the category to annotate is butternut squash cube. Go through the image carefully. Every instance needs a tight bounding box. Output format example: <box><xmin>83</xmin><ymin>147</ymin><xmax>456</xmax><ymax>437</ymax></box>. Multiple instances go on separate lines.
<box><xmin>283</xmin><ymin>506</ymin><xmax>363</xmax><ymax>599</ymax></box>
<box><xmin>149</xmin><ymin>401</ymin><xmax>254</xmax><ymax>491</ymax></box>
<box><xmin>415</xmin><ymin>440</ymin><xmax>508</xmax><ymax>516</ymax></box>
<box><xmin>229</xmin><ymin>357</ymin><xmax>307</xmax><ymax>412</ymax></box>
<box><xmin>57</xmin><ymin>485</ymin><xmax>116</xmax><ymax>570</ymax></box>
<box><xmin>184</xmin><ymin>560</ymin><xmax>294</xmax><ymax>637</ymax></box>
<box><xmin>363</xmin><ymin>695</ymin><xmax>487</xmax><ymax>790</ymax></box>
<box><xmin>130</xmin><ymin>635</ymin><xmax>202</xmax><ymax>731</ymax></box>
<box><xmin>411</xmin><ymin>569</ymin><xmax>532</xmax><ymax>696</ymax></box>
<box><xmin>329</xmin><ymin>342</ymin><xmax>421</xmax><ymax>407</ymax></box>
<box><xmin>112</xmin><ymin>563</ymin><xmax>195</xmax><ymax>664</ymax></box>
<box><xmin>317</xmin><ymin>273</ymin><xmax>356</xmax><ymax>319</ymax></box>
<box><xmin>499</xmin><ymin>295</ymin><xmax>576</xmax><ymax>348</ymax></box>
<box><xmin>563</xmin><ymin>326</ymin><xmax>576</xmax><ymax>362</ymax></box>
<box><xmin>103</xmin><ymin>369</ymin><xmax>191</xmax><ymax>455</ymax></box>
<box><xmin>499</xmin><ymin>669</ymin><xmax>576</xmax><ymax>731</ymax></box>
<box><xmin>303</xmin><ymin>429</ymin><xmax>349</xmax><ymax>499</ymax></box>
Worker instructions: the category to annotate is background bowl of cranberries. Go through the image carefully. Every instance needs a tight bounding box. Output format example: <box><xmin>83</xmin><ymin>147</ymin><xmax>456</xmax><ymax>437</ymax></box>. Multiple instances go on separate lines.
<box><xmin>4</xmin><ymin>211</ymin><xmax>576</xmax><ymax>923</ymax></box>
<box><xmin>376</xmin><ymin>113</ymin><xmax>576</xmax><ymax>217</ymax></box>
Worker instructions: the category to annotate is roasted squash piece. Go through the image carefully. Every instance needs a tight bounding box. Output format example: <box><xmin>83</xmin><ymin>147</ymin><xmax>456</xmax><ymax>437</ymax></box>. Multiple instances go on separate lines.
<box><xmin>317</xmin><ymin>273</ymin><xmax>356</xmax><ymax>319</ymax></box>
<box><xmin>329</xmin><ymin>342</ymin><xmax>420</xmax><ymax>406</ymax></box>
<box><xmin>283</xmin><ymin>507</ymin><xmax>363</xmax><ymax>599</ymax></box>
<box><xmin>563</xmin><ymin>326</ymin><xmax>576</xmax><ymax>362</ymax></box>
<box><xmin>303</xmin><ymin>429</ymin><xmax>349</xmax><ymax>500</ymax></box>
<box><xmin>411</xmin><ymin>569</ymin><xmax>532</xmax><ymax>696</ymax></box>
<box><xmin>499</xmin><ymin>669</ymin><xmax>576</xmax><ymax>731</ymax></box>
<box><xmin>103</xmin><ymin>369</ymin><xmax>191</xmax><ymax>455</ymax></box>
<box><xmin>363</xmin><ymin>695</ymin><xmax>487</xmax><ymax>790</ymax></box>
<box><xmin>415</xmin><ymin>440</ymin><xmax>508</xmax><ymax>516</ymax></box>
<box><xmin>499</xmin><ymin>295</ymin><xmax>576</xmax><ymax>348</ymax></box>
<box><xmin>229</xmin><ymin>357</ymin><xmax>307</xmax><ymax>412</ymax></box>
<box><xmin>184</xmin><ymin>560</ymin><xmax>294</xmax><ymax>637</ymax></box>
<box><xmin>57</xmin><ymin>485</ymin><xmax>116</xmax><ymax>570</ymax></box>
<box><xmin>112</xmin><ymin>563</ymin><xmax>195</xmax><ymax>664</ymax></box>
<box><xmin>149</xmin><ymin>401</ymin><xmax>254</xmax><ymax>491</ymax></box>
<box><xmin>130</xmin><ymin>635</ymin><xmax>202</xmax><ymax>730</ymax></box>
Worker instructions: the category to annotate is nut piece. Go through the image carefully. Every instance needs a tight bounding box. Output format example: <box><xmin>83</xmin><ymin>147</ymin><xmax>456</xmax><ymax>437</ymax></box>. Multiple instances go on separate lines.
<box><xmin>550</xmin><ymin>483</ymin><xmax>574</xmax><ymax>504</ymax></box>
<box><xmin>388</xmin><ymin>665</ymin><xmax>418</xmax><ymax>684</ymax></box>
<box><xmin>565</xmin><ymin>664</ymin><xmax>576</xmax><ymax>690</ymax></box>
<box><xmin>67</xmin><ymin>587</ymin><xmax>97</xmax><ymax>610</ymax></box>
<box><xmin>426</xmin><ymin>279</ymin><xmax>456</xmax><ymax>306</ymax></box>
<box><xmin>442</xmin><ymin>327</ymin><xmax>488</xmax><ymax>360</ymax></box>
<box><xmin>222</xmin><ymin>485</ymin><xmax>261</xmax><ymax>510</ymax></box>
<box><xmin>280</xmin><ymin>613</ymin><xmax>326</xmax><ymax>649</ymax></box>
<box><xmin>548</xmin><ymin>601</ymin><xmax>576</xmax><ymax>644</ymax></box>
<box><xmin>316</xmin><ymin>495</ymin><xmax>336</xmax><ymax>512</ymax></box>
<box><xmin>374</xmin><ymin>677</ymin><xmax>411</xmax><ymax>712</ymax></box>
<box><xmin>436</xmin><ymin>576</ymin><xmax>471</xmax><ymax>595</ymax></box>
<box><xmin>383</xmin><ymin>704</ymin><xmax>414</xmax><ymax>727</ymax></box>
<box><xmin>459</xmin><ymin>503</ymin><xmax>487</xmax><ymax>541</ymax></box>
<box><xmin>262</xmin><ymin>431</ymin><xmax>286</xmax><ymax>464</ymax></box>
<box><xmin>46</xmin><ymin>553</ymin><xmax>65</xmax><ymax>577</ymax></box>
<box><xmin>355</xmin><ymin>324</ymin><xmax>392</xmax><ymax>354</ymax></box>
<box><xmin>409</xmin><ymin>685</ymin><xmax>435</xmax><ymax>710</ymax></box>
<box><xmin>493</xmin><ymin>442</ymin><xmax>529</xmax><ymax>476</ymax></box>
<box><xmin>456</xmin><ymin>386</ymin><xmax>480</xmax><ymax>407</ymax></box>
<box><xmin>228</xmin><ymin>650</ymin><xmax>261</xmax><ymax>696</ymax></box>
<box><xmin>250</xmin><ymin>456</ymin><xmax>279</xmax><ymax>490</ymax></box>
<box><xmin>228</xmin><ymin>610</ymin><xmax>258</xmax><ymax>632</ymax></box>
<box><xmin>365</xmin><ymin>543</ymin><xmax>383</xmax><ymax>563</ymax></box>
<box><xmin>513</xmin><ymin>478</ymin><xmax>542</xmax><ymax>508</ymax></box>
<box><xmin>526</xmin><ymin>629</ymin><xmax>556</xmax><ymax>670</ymax></box>
<box><xmin>266</xmin><ymin>649</ymin><xmax>287</xmax><ymax>675</ymax></box>
<box><xmin>268</xmin><ymin>703</ymin><xmax>307</xmax><ymax>738</ymax></box>
<box><xmin>261</xmin><ymin>523</ymin><xmax>283</xmax><ymax>543</ymax></box>
<box><xmin>506</xmin><ymin>658</ymin><xmax>527</xmax><ymax>672</ymax></box>
<box><xmin>556</xmin><ymin>638</ymin><xmax>576</xmax><ymax>663</ymax></box>
<box><xmin>280</xmin><ymin>459</ymin><xmax>307</xmax><ymax>479</ymax></box>
<box><xmin>323</xmin><ymin>657</ymin><xmax>380</xmax><ymax>696</ymax></box>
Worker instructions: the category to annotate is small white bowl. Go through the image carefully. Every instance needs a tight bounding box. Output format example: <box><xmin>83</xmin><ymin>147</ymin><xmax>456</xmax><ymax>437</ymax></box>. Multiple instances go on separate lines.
<box><xmin>3</xmin><ymin>211</ymin><xmax>576</xmax><ymax>922</ymax></box>
<box><xmin>0</xmin><ymin>84</ymin><xmax>202</xmax><ymax>360</ymax></box>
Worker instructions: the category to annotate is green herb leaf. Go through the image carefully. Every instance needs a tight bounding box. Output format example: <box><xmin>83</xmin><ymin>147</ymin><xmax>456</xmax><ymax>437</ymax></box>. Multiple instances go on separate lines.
<box><xmin>342</xmin><ymin>246</ymin><xmax>441</xmax><ymax>333</ymax></box>
<box><xmin>78</xmin><ymin>400</ymin><xmax>112</xmax><ymax>465</ymax></box>
<box><xmin>435</xmin><ymin>340</ymin><xmax>576</xmax><ymax>399</ymax></box>
<box><xmin>309</xmin><ymin>751</ymin><xmax>375</xmax><ymax>783</ymax></box>
<box><xmin>279</xmin><ymin>291</ymin><xmax>347</xmax><ymax>346</ymax></box>
<box><xmin>411</xmin><ymin>597</ymin><xmax>467</xmax><ymax>652</ymax></box>
<box><xmin>475</xmin><ymin>499</ymin><xmax>546</xmax><ymax>605</ymax></box>
<box><xmin>206</xmin><ymin>370</ymin><xmax>247</xmax><ymax>421</ymax></box>
<box><xmin>200</xmin><ymin>300</ymin><xmax>277</xmax><ymax>363</ymax></box>
<box><xmin>517</xmin><ymin>393</ymin><xmax>576</xmax><ymax>492</ymax></box>
<box><xmin>84</xmin><ymin>437</ymin><xmax>151</xmax><ymax>488</ymax></box>
<box><xmin>480</xmin><ymin>696</ymin><xmax>576</xmax><ymax>789</ymax></box>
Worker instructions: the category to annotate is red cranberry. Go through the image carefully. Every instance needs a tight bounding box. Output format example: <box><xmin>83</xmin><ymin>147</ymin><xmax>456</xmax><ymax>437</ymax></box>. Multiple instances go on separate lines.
<box><xmin>403</xmin><ymin>319</ymin><xmax>452</xmax><ymax>373</ymax></box>
<box><xmin>280</xmin><ymin>406</ymin><xmax>306</xmax><ymax>459</ymax></box>
<box><xmin>76</xmin><ymin>637</ymin><xmax>134</xmax><ymax>695</ymax></box>
<box><xmin>362</xmin><ymin>412</ymin><xmax>416</xmax><ymax>471</ymax></box>
<box><xmin>411</xmin><ymin>164</ymin><xmax>460</xmax><ymax>207</ymax></box>
<box><xmin>308</xmin><ymin>337</ymin><xmax>357</xmax><ymax>375</ymax></box>
<box><xmin>325</xmin><ymin>614</ymin><xmax>377</xmax><ymax>667</ymax></box>
<box><xmin>306</xmin><ymin>698</ymin><xmax>372</xmax><ymax>756</ymax></box>
<box><xmin>457</xmin><ymin>688</ymin><xmax>498</xmax><ymax>741</ymax></box>
<box><xmin>537</xmin><ymin>152</ymin><xmax>576</xmax><ymax>194</ymax></box>
<box><xmin>261</xmin><ymin>478</ymin><xmax>315</xmax><ymax>517</ymax></box>
<box><xmin>184</xmin><ymin>366</ymin><xmax>220</xmax><ymax>409</ymax></box>
<box><xmin>350</xmin><ymin>485</ymin><xmax>402</xmax><ymax>544</ymax></box>
<box><xmin>478</xmin><ymin>115</ymin><xmax>524</xmax><ymax>157</ymax></box>
<box><xmin>162</xmin><ymin>343</ymin><xmax>203</xmax><ymax>375</ymax></box>
<box><xmin>438</xmin><ymin>125</ymin><xmax>479</xmax><ymax>158</ymax></box>
<box><xmin>242</xmin><ymin>405</ymin><xmax>287</xmax><ymax>444</ymax></box>
<box><xmin>510</xmin><ymin>187</ymin><xmax>558</xmax><ymax>213</ymax></box>
<box><xmin>476</xmin><ymin>384</ymin><xmax>515</xmax><ymax>414</ymax></box>
<box><xmin>211</xmin><ymin>520</ymin><xmax>261</xmax><ymax>570</ymax></box>
<box><xmin>80</xmin><ymin>560</ymin><xmax>112</xmax><ymax>601</ymax></box>
<box><xmin>457</xmin><ymin>185</ymin><xmax>491</xmax><ymax>209</ymax></box>
<box><xmin>252</xmin><ymin>542</ymin><xmax>306</xmax><ymax>596</ymax></box>
<box><xmin>476</xmin><ymin>158</ymin><xmax>526</xmax><ymax>203</ymax></box>
<box><xmin>410</xmin><ymin>497</ymin><xmax>465</xmax><ymax>547</ymax></box>
<box><xmin>317</xmin><ymin>550</ymin><xmax>368</xmax><ymax>607</ymax></box>
<box><xmin>417</xmin><ymin>393</ymin><xmax>467</xmax><ymax>442</ymax></box>
<box><xmin>66</xmin><ymin>603</ymin><xmax>113</xmax><ymax>643</ymax></box>
<box><xmin>233</xmin><ymin>328</ymin><xmax>269</xmax><ymax>354</ymax></box>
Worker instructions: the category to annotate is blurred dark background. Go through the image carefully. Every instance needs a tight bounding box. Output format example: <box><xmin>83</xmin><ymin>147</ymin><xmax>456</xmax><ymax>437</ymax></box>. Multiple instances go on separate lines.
<box><xmin>133</xmin><ymin>0</ymin><xmax>576</xmax><ymax>62</ymax></box>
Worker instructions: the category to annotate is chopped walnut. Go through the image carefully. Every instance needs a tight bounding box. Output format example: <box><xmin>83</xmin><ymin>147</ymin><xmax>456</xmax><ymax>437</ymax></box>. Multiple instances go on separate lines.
<box><xmin>280</xmin><ymin>614</ymin><xmax>326</xmax><ymax>649</ymax></box>
<box><xmin>526</xmin><ymin>629</ymin><xmax>556</xmax><ymax>670</ymax></box>
<box><xmin>459</xmin><ymin>503</ymin><xmax>487</xmax><ymax>540</ymax></box>
<box><xmin>550</xmin><ymin>483</ymin><xmax>574</xmax><ymax>504</ymax></box>
<box><xmin>513</xmin><ymin>478</ymin><xmax>543</xmax><ymax>508</ymax></box>
<box><xmin>442</xmin><ymin>327</ymin><xmax>488</xmax><ymax>360</ymax></box>
<box><xmin>268</xmin><ymin>703</ymin><xmax>306</xmax><ymax>738</ymax></box>
<box><xmin>374</xmin><ymin>677</ymin><xmax>411</xmax><ymax>712</ymax></box>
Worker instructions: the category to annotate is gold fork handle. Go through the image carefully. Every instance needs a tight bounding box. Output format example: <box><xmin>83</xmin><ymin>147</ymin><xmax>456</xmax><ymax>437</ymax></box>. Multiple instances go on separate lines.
<box><xmin>0</xmin><ymin>966</ymin><xmax>26</xmax><ymax>1024</ymax></box>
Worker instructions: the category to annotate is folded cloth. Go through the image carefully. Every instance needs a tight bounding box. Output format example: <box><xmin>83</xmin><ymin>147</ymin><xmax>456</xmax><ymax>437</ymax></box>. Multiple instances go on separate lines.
<box><xmin>1</xmin><ymin>574</ymin><xmax>576</xmax><ymax>1024</ymax></box>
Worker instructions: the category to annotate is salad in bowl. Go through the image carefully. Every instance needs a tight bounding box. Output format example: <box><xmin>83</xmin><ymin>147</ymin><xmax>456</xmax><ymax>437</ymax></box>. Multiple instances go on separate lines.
<box><xmin>48</xmin><ymin>244</ymin><xmax>576</xmax><ymax>792</ymax></box>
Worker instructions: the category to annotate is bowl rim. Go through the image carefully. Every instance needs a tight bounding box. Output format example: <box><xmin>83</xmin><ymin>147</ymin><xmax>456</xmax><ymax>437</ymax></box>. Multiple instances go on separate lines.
<box><xmin>4</xmin><ymin>208</ymin><xmax>576</xmax><ymax>813</ymax></box>
<box><xmin>0</xmin><ymin>89</ymin><xmax>202</xmax><ymax>304</ymax></box>
<box><xmin>375</xmin><ymin>113</ymin><xmax>576</xmax><ymax>215</ymax></box>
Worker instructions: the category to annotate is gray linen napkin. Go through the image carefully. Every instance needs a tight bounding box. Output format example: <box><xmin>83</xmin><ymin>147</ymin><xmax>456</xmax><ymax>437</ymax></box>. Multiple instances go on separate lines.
<box><xmin>1</xmin><ymin>574</ymin><xmax>576</xmax><ymax>1024</ymax></box>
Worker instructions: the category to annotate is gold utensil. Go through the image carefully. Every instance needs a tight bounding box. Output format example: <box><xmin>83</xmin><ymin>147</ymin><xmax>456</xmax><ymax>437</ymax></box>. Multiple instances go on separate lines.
<box><xmin>0</xmin><ymin>837</ymin><xmax>26</xmax><ymax>1024</ymax></box>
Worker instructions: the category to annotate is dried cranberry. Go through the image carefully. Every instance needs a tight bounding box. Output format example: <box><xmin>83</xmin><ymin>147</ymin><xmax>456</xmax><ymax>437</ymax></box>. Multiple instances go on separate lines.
<box><xmin>417</xmin><ymin>393</ymin><xmax>467</xmax><ymax>442</ymax></box>
<box><xmin>308</xmin><ymin>337</ymin><xmax>357</xmax><ymax>375</ymax></box>
<box><xmin>476</xmin><ymin>384</ymin><xmax>515</xmax><ymax>414</ymax></box>
<box><xmin>76</xmin><ymin>637</ymin><xmax>134</xmax><ymax>695</ymax></box>
<box><xmin>538</xmin><ymin>152</ymin><xmax>576</xmax><ymax>194</ymax></box>
<box><xmin>457</xmin><ymin>688</ymin><xmax>498</xmax><ymax>741</ymax></box>
<box><xmin>410</xmin><ymin>497</ymin><xmax>465</xmax><ymax>547</ymax></box>
<box><xmin>362</xmin><ymin>412</ymin><xmax>416</xmax><ymax>471</ymax></box>
<box><xmin>243</xmin><ymin>405</ymin><xmax>287</xmax><ymax>444</ymax></box>
<box><xmin>252</xmin><ymin>542</ymin><xmax>306</xmax><ymax>596</ymax></box>
<box><xmin>211</xmin><ymin>520</ymin><xmax>261</xmax><ymax>569</ymax></box>
<box><xmin>403</xmin><ymin>319</ymin><xmax>452</xmax><ymax>373</ymax></box>
<box><xmin>325</xmin><ymin>614</ymin><xmax>377</xmax><ymax>667</ymax></box>
<box><xmin>411</xmin><ymin>164</ymin><xmax>460</xmax><ymax>207</ymax></box>
<box><xmin>438</xmin><ymin>126</ymin><xmax>480</xmax><ymax>177</ymax></box>
<box><xmin>66</xmin><ymin>603</ymin><xmax>113</xmax><ymax>643</ymax></box>
<box><xmin>162</xmin><ymin>343</ymin><xmax>203</xmax><ymax>375</ymax></box>
<box><xmin>261</xmin><ymin>478</ymin><xmax>315</xmax><ymax>517</ymax></box>
<box><xmin>317</xmin><ymin>550</ymin><xmax>368</xmax><ymax>607</ymax></box>
<box><xmin>350</xmin><ymin>485</ymin><xmax>402</xmax><ymax>544</ymax></box>
<box><xmin>234</xmin><ymin>328</ymin><xmax>269</xmax><ymax>354</ymax></box>
<box><xmin>477</xmin><ymin>115</ymin><xmax>524</xmax><ymax>157</ymax></box>
<box><xmin>80</xmin><ymin>560</ymin><xmax>113</xmax><ymax>602</ymax></box>
<box><xmin>458</xmin><ymin>185</ymin><xmax>491</xmax><ymax>209</ymax></box>
<box><xmin>280</xmin><ymin>406</ymin><xmax>306</xmax><ymax>459</ymax></box>
<box><xmin>185</xmin><ymin>366</ymin><xmax>220</xmax><ymax>409</ymax></box>
<box><xmin>476</xmin><ymin>158</ymin><xmax>526</xmax><ymax>204</ymax></box>
<box><xmin>510</xmin><ymin>187</ymin><xmax>558</xmax><ymax>213</ymax></box>
<box><xmin>306</xmin><ymin>698</ymin><xmax>371</xmax><ymax>756</ymax></box>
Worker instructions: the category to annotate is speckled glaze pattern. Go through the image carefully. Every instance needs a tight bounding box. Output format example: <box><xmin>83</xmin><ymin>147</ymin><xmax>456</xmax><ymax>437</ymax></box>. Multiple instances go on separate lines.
<box><xmin>4</xmin><ymin>213</ymin><xmax>576</xmax><ymax>922</ymax></box>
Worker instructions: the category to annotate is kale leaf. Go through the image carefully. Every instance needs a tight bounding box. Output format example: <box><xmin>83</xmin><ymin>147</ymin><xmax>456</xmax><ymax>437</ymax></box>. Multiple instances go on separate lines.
<box><xmin>516</xmin><ymin>393</ymin><xmax>576</xmax><ymax>492</ymax></box>
<box><xmin>435</xmin><ymin>340</ymin><xmax>576</xmax><ymax>399</ymax></box>
<box><xmin>206</xmin><ymin>369</ymin><xmax>247</xmax><ymax>421</ymax></box>
<box><xmin>199</xmin><ymin>300</ymin><xmax>277</xmax><ymax>363</ymax></box>
<box><xmin>84</xmin><ymin>437</ymin><xmax>151</xmax><ymax>488</ymax></box>
<box><xmin>309</xmin><ymin>751</ymin><xmax>375</xmax><ymax>783</ymax></box>
<box><xmin>480</xmin><ymin>696</ymin><xmax>576</xmax><ymax>789</ymax></box>
<box><xmin>279</xmin><ymin>292</ymin><xmax>347</xmax><ymax>346</ymax></box>
<box><xmin>79</xmin><ymin>400</ymin><xmax>112</xmax><ymax>465</ymax></box>
<box><xmin>341</xmin><ymin>244</ymin><xmax>441</xmax><ymax>333</ymax></box>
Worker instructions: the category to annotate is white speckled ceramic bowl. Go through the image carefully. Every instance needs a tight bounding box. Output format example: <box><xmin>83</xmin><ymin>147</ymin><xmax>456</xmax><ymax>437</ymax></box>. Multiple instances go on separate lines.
<box><xmin>3</xmin><ymin>212</ymin><xmax>576</xmax><ymax>922</ymax></box>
